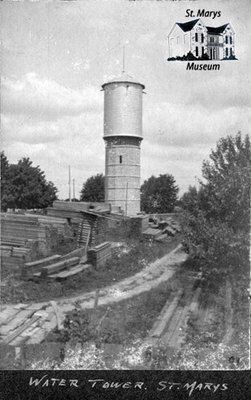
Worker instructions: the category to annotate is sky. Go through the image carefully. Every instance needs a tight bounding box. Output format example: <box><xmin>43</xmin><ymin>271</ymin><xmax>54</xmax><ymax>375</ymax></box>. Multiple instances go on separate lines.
<box><xmin>1</xmin><ymin>0</ymin><xmax>251</xmax><ymax>199</ymax></box>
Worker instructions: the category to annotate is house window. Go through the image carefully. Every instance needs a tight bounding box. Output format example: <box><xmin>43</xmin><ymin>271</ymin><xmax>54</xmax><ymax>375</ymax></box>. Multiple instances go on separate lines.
<box><xmin>201</xmin><ymin>33</ymin><xmax>204</xmax><ymax>43</ymax></box>
<box><xmin>226</xmin><ymin>36</ymin><xmax>228</xmax><ymax>44</ymax></box>
<box><xmin>226</xmin><ymin>48</ymin><xmax>228</xmax><ymax>57</ymax></box>
<box><xmin>177</xmin><ymin>36</ymin><xmax>180</xmax><ymax>44</ymax></box>
<box><xmin>195</xmin><ymin>32</ymin><xmax>198</xmax><ymax>42</ymax></box>
<box><xmin>230</xmin><ymin>36</ymin><xmax>232</xmax><ymax>44</ymax></box>
<box><xmin>202</xmin><ymin>46</ymin><xmax>204</xmax><ymax>55</ymax></box>
<box><xmin>210</xmin><ymin>37</ymin><xmax>214</xmax><ymax>43</ymax></box>
<box><xmin>230</xmin><ymin>48</ymin><xmax>233</xmax><ymax>56</ymax></box>
<box><xmin>195</xmin><ymin>46</ymin><xmax>198</xmax><ymax>57</ymax></box>
<box><xmin>119</xmin><ymin>155</ymin><xmax>122</xmax><ymax>164</ymax></box>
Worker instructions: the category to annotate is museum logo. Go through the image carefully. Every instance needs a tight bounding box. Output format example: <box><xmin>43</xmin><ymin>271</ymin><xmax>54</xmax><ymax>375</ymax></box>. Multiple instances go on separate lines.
<box><xmin>167</xmin><ymin>18</ymin><xmax>237</xmax><ymax>70</ymax></box>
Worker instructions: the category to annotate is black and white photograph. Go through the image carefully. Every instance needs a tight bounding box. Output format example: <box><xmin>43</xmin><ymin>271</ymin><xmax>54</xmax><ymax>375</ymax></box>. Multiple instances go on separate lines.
<box><xmin>0</xmin><ymin>0</ymin><xmax>250</xmax><ymax>383</ymax></box>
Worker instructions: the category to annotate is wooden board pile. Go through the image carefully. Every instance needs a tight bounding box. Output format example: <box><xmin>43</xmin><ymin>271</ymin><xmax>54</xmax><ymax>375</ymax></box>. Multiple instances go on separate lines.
<box><xmin>87</xmin><ymin>241</ymin><xmax>111</xmax><ymax>268</ymax></box>
<box><xmin>142</xmin><ymin>227</ymin><xmax>163</xmax><ymax>240</ymax></box>
<box><xmin>21</xmin><ymin>253</ymin><xmax>89</xmax><ymax>281</ymax></box>
<box><xmin>0</xmin><ymin>303</ymin><xmax>59</xmax><ymax>346</ymax></box>
<box><xmin>37</xmin><ymin>215</ymin><xmax>72</xmax><ymax>236</ymax></box>
<box><xmin>147</xmin><ymin>278</ymin><xmax>202</xmax><ymax>350</ymax></box>
<box><xmin>1</xmin><ymin>213</ymin><xmax>43</xmax><ymax>242</ymax></box>
<box><xmin>1</xmin><ymin>213</ymin><xmax>76</xmax><ymax>275</ymax></box>
<box><xmin>1</xmin><ymin>214</ymin><xmax>41</xmax><ymax>276</ymax></box>
<box><xmin>52</xmin><ymin>200</ymin><xmax>110</xmax><ymax>213</ymax></box>
<box><xmin>1</xmin><ymin>245</ymin><xmax>32</xmax><ymax>278</ymax></box>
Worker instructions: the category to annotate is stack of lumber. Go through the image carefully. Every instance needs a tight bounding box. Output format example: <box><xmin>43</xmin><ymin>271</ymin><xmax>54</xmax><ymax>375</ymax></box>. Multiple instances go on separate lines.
<box><xmin>77</xmin><ymin>214</ymin><xmax>98</xmax><ymax>248</ymax></box>
<box><xmin>39</xmin><ymin>257</ymin><xmax>80</xmax><ymax>279</ymax></box>
<box><xmin>52</xmin><ymin>200</ymin><xmax>110</xmax><ymax>213</ymax></box>
<box><xmin>87</xmin><ymin>241</ymin><xmax>111</xmax><ymax>267</ymax></box>
<box><xmin>0</xmin><ymin>303</ymin><xmax>59</xmax><ymax>346</ymax></box>
<box><xmin>22</xmin><ymin>247</ymin><xmax>90</xmax><ymax>281</ymax></box>
<box><xmin>1</xmin><ymin>214</ymin><xmax>40</xmax><ymax>275</ymax></box>
<box><xmin>21</xmin><ymin>255</ymin><xmax>62</xmax><ymax>278</ymax></box>
<box><xmin>142</xmin><ymin>227</ymin><xmax>163</xmax><ymax>240</ymax></box>
<box><xmin>1</xmin><ymin>213</ymin><xmax>42</xmax><ymax>241</ymax></box>
<box><xmin>1</xmin><ymin>245</ymin><xmax>31</xmax><ymax>276</ymax></box>
<box><xmin>33</xmin><ymin>215</ymin><xmax>72</xmax><ymax>236</ymax></box>
<box><xmin>1</xmin><ymin>213</ymin><xmax>76</xmax><ymax>272</ymax></box>
<box><xmin>1</xmin><ymin>212</ymin><xmax>73</xmax><ymax>241</ymax></box>
<box><xmin>1</xmin><ymin>214</ymin><xmax>49</xmax><ymax>260</ymax></box>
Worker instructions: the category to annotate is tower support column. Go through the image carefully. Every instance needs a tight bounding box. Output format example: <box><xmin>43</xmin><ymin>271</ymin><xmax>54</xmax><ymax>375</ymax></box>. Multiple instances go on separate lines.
<box><xmin>105</xmin><ymin>136</ymin><xmax>142</xmax><ymax>215</ymax></box>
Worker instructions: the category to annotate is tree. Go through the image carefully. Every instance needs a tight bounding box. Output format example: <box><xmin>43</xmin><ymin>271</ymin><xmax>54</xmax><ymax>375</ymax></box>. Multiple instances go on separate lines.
<box><xmin>180</xmin><ymin>185</ymin><xmax>200</xmax><ymax>214</ymax></box>
<box><xmin>200</xmin><ymin>132</ymin><xmax>250</xmax><ymax>232</ymax></box>
<box><xmin>181</xmin><ymin>133</ymin><xmax>250</xmax><ymax>265</ymax></box>
<box><xmin>1</xmin><ymin>154</ymin><xmax>58</xmax><ymax>210</ymax></box>
<box><xmin>141</xmin><ymin>174</ymin><xmax>179</xmax><ymax>213</ymax></box>
<box><xmin>80</xmin><ymin>173</ymin><xmax>105</xmax><ymax>202</ymax></box>
<box><xmin>180</xmin><ymin>133</ymin><xmax>250</xmax><ymax>357</ymax></box>
<box><xmin>1</xmin><ymin>152</ymin><xmax>16</xmax><ymax>211</ymax></box>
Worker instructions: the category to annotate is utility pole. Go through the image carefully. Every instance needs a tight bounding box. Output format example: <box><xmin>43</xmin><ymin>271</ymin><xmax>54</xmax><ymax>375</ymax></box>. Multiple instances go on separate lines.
<box><xmin>72</xmin><ymin>178</ymin><xmax>75</xmax><ymax>201</ymax></box>
<box><xmin>122</xmin><ymin>44</ymin><xmax>125</xmax><ymax>73</ymax></box>
<box><xmin>68</xmin><ymin>165</ymin><xmax>71</xmax><ymax>202</ymax></box>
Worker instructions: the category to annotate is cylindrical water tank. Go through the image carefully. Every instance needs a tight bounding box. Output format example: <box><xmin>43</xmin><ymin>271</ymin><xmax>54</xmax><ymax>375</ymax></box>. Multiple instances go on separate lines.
<box><xmin>102</xmin><ymin>76</ymin><xmax>144</xmax><ymax>139</ymax></box>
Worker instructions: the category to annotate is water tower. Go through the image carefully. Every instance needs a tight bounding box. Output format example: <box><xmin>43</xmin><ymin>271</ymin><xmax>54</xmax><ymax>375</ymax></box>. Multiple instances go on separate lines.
<box><xmin>102</xmin><ymin>70</ymin><xmax>145</xmax><ymax>215</ymax></box>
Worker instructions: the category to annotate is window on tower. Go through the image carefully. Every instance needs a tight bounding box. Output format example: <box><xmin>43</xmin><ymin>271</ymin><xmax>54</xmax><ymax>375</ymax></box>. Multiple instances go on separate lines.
<box><xmin>119</xmin><ymin>155</ymin><xmax>122</xmax><ymax>164</ymax></box>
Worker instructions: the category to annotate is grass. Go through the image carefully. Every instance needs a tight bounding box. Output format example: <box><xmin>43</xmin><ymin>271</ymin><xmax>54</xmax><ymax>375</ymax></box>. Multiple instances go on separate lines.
<box><xmin>45</xmin><ymin>276</ymin><xmax>181</xmax><ymax>345</ymax></box>
<box><xmin>1</xmin><ymin>235</ymin><xmax>181</xmax><ymax>304</ymax></box>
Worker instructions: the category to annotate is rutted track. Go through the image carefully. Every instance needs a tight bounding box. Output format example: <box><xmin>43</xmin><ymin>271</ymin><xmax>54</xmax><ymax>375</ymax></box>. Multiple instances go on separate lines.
<box><xmin>0</xmin><ymin>244</ymin><xmax>188</xmax><ymax>346</ymax></box>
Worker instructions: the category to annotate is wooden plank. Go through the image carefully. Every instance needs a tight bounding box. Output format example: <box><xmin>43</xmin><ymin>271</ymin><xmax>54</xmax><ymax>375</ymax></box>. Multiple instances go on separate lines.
<box><xmin>0</xmin><ymin>309</ymin><xmax>36</xmax><ymax>334</ymax></box>
<box><xmin>22</xmin><ymin>255</ymin><xmax>62</xmax><ymax>278</ymax></box>
<box><xmin>40</xmin><ymin>257</ymin><xmax>80</xmax><ymax>277</ymax></box>
<box><xmin>51</xmin><ymin>264</ymin><xmax>90</xmax><ymax>280</ymax></box>
<box><xmin>25</xmin><ymin>304</ymin><xmax>44</xmax><ymax>311</ymax></box>
<box><xmin>24</xmin><ymin>255</ymin><xmax>61</xmax><ymax>268</ymax></box>
<box><xmin>149</xmin><ymin>290</ymin><xmax>183</xmax><ymax>338</ymax></box>
<box><xmin>25</xmin><ymin>328</ymin><xmax>47</xmax><ymax>345</ymax></box>
<box><xmin>10</xmin><ymin>335</ymin><xmax>30</xmax><ymax>347</ymax></box>
<box><xmin>13</xmin><ymin>304</ymin><xmax>30</xmax><ymax>310</ymax></box>
<box><xmin>5</xmin><ymin>315</ymin><xmax>41</xmax><ymax>345</ymax></box>
<box><xmin>0</xmin><ymin>309</ymin><xmax>24</xmax><ymax>326</ymax></box>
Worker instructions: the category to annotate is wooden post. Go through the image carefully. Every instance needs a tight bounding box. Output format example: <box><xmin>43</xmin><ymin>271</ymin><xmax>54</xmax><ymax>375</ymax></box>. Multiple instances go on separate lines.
<box><xmin>68</xmin><ymin>165</ymin><xmax>71</xmax><ymax>202</ymax></box>
<box><xmin>73</xmin><ymin>178</ymin><xmax>75</xmax><ymax>201</ymax></box>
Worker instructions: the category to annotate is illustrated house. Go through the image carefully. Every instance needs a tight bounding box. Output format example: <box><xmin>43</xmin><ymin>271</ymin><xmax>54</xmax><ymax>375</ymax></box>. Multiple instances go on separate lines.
<box><xmin>168</xmin><ymin>19</ymin><xmax>235</xmax><ymax>60</ymax></box>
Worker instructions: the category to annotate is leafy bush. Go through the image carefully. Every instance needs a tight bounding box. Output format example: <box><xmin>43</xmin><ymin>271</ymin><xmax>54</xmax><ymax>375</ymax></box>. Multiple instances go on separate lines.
<box><xmin>180</xmin><ymin>133</ymin><xmax>250</xmax><ymax>354</ymax></box>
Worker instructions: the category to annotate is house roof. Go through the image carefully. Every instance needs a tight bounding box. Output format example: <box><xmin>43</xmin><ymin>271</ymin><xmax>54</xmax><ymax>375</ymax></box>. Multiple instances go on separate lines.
<box><xmin>206</xmin><ymin>24</ymin><xmax>229</xmax><ymax>35</ymax></box>
<box><xmin>176</xmin><ymin>19</ymin><xmax>200</xmax><ymax>32</ymax></box>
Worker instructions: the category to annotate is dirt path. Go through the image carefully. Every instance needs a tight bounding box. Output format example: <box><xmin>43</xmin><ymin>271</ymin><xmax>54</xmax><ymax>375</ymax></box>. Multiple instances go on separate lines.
<box><xmin>0</xmin><ymin>244</ymin><xmax>187</xmax><ymax>345</ymax></box>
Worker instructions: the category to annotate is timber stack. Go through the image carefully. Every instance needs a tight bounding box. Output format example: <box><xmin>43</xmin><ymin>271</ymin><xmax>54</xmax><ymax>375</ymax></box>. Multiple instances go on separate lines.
<box><xmin>1</xmin><ymin>212</ymin><xmax>75</xmax><ymax>277</ymax></box>
<box><xmin>87</xmin><ymin>241</ymin><xmax>111</xmax><ymax>268</ymax></box>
